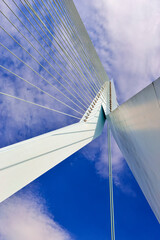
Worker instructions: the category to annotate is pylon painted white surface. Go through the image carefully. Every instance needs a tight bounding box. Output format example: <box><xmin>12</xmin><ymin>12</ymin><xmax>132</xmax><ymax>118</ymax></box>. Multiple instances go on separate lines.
<box><xmin>108</xmin><ymin>77</ymin><xmax>160</xmax><ymax>223</ymax></box>
<box><xmin>0</xmin><ymin>84</ymin><xmax>109</xmax><ymax>203</ymax></box>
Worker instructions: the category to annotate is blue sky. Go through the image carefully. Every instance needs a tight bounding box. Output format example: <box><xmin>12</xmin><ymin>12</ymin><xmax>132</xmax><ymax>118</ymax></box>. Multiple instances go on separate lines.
<box><xmin>0</xmin><ymin>0</ymin><xmax>160</xmax><ymax>239</ymax></box>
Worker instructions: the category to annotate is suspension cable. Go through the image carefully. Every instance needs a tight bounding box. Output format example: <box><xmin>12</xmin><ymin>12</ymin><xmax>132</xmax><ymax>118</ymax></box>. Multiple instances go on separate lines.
<box><xmin>0</xmin><ymin>91</ymin><xmax>81</xmax><ymax>120</ymax></box>
<box><xmin>53</xmin><ymin>0</ymin><xmax>104</xmax><ymax>88</ymax></box>
<box><xmin>24</xmin><ymin>0</ymin><xmax>98</xmax><ymax>98</ymax></box>
<box><xmin>0</xmin><ymin>0</ymin><xmax>110</xmax><ymax>121</ymax></box>
<box><xmin>19</xmin><ymin>0</ymin><xmax>96</xmax><ymax>100</ymax></box>
<box><xmin>60</xmin><ymin>0</ymin><xmax>107</xmax><ymax>85</ymax></box>
<box><xmin>0</xmin><ymin>65</ymin><xmax>83</xmax><ymax>117</ymax></box>
<box><xmin>37</xmin><ymin>0</ymin><xmax>101</xmax><ymax>93</ymax></box>
<box><xmin>0</xmin><ymin>43</ymin><xmax>84</xmax><ymax>116</ymax></box>
<box><xmin>0</xmin><ymin>20</ymin><xmax>87</xmax><ymax>112</ymax></box>
<box><xmin>9</xmin><ymin>0</ymin><xmax>93</xmax><ymax>105</ymax></box>
<box><xmin>108</xmin><ymin>124</ymin><xmax>116</xmax><ymax>240</ymax></box>
<box><xmin>56</xmin><ymin>0</ymin><xmax>107</xmax><ymax>103</ymax></box>
<box><xmin>2</xmin><ymin>0</ymin><xmax>95</xmax><ymax>102</ymax></box>
<box><xmin>50</xmin><ymin>0</ymin><xmax>104</xmax><ymax>93</ymax></box>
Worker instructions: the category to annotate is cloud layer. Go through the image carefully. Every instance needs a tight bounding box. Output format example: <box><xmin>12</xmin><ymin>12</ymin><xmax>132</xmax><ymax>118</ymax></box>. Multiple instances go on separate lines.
<box><xmin>0</xmin><ymin>194</ymin><xmax>72</xmax><ymax>240</ymax></box>
<box><xmin>74</xmin><ymin>0</ymin><xmax>160</xmax><ymax>103</ymax></box>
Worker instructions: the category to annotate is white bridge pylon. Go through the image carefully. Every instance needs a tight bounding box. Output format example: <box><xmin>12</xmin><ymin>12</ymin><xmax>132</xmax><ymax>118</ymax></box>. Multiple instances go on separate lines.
<box><xmin>0</xmin><ymin>81</ymin><xmax>117</xmax><ymax>203</ymax></box>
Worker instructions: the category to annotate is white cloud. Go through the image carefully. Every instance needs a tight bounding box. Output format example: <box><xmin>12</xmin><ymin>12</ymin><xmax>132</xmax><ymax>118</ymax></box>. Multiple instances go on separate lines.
<box><xmin>74</xmin><ymin>0</ymin><xmax>160</xmax><ymax>103</ymax></box>
<box><xmin>0</xmin><ymin>194</ymin><xmax>72</xmax><ymax>240</ymax></box>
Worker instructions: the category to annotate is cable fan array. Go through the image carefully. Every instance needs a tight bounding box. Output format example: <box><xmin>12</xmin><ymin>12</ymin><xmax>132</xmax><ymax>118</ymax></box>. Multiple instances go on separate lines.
<box><xmin>0</xmin><ymin>0</ymin><xmax>109</xmax><ymax>123</ymax></box>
